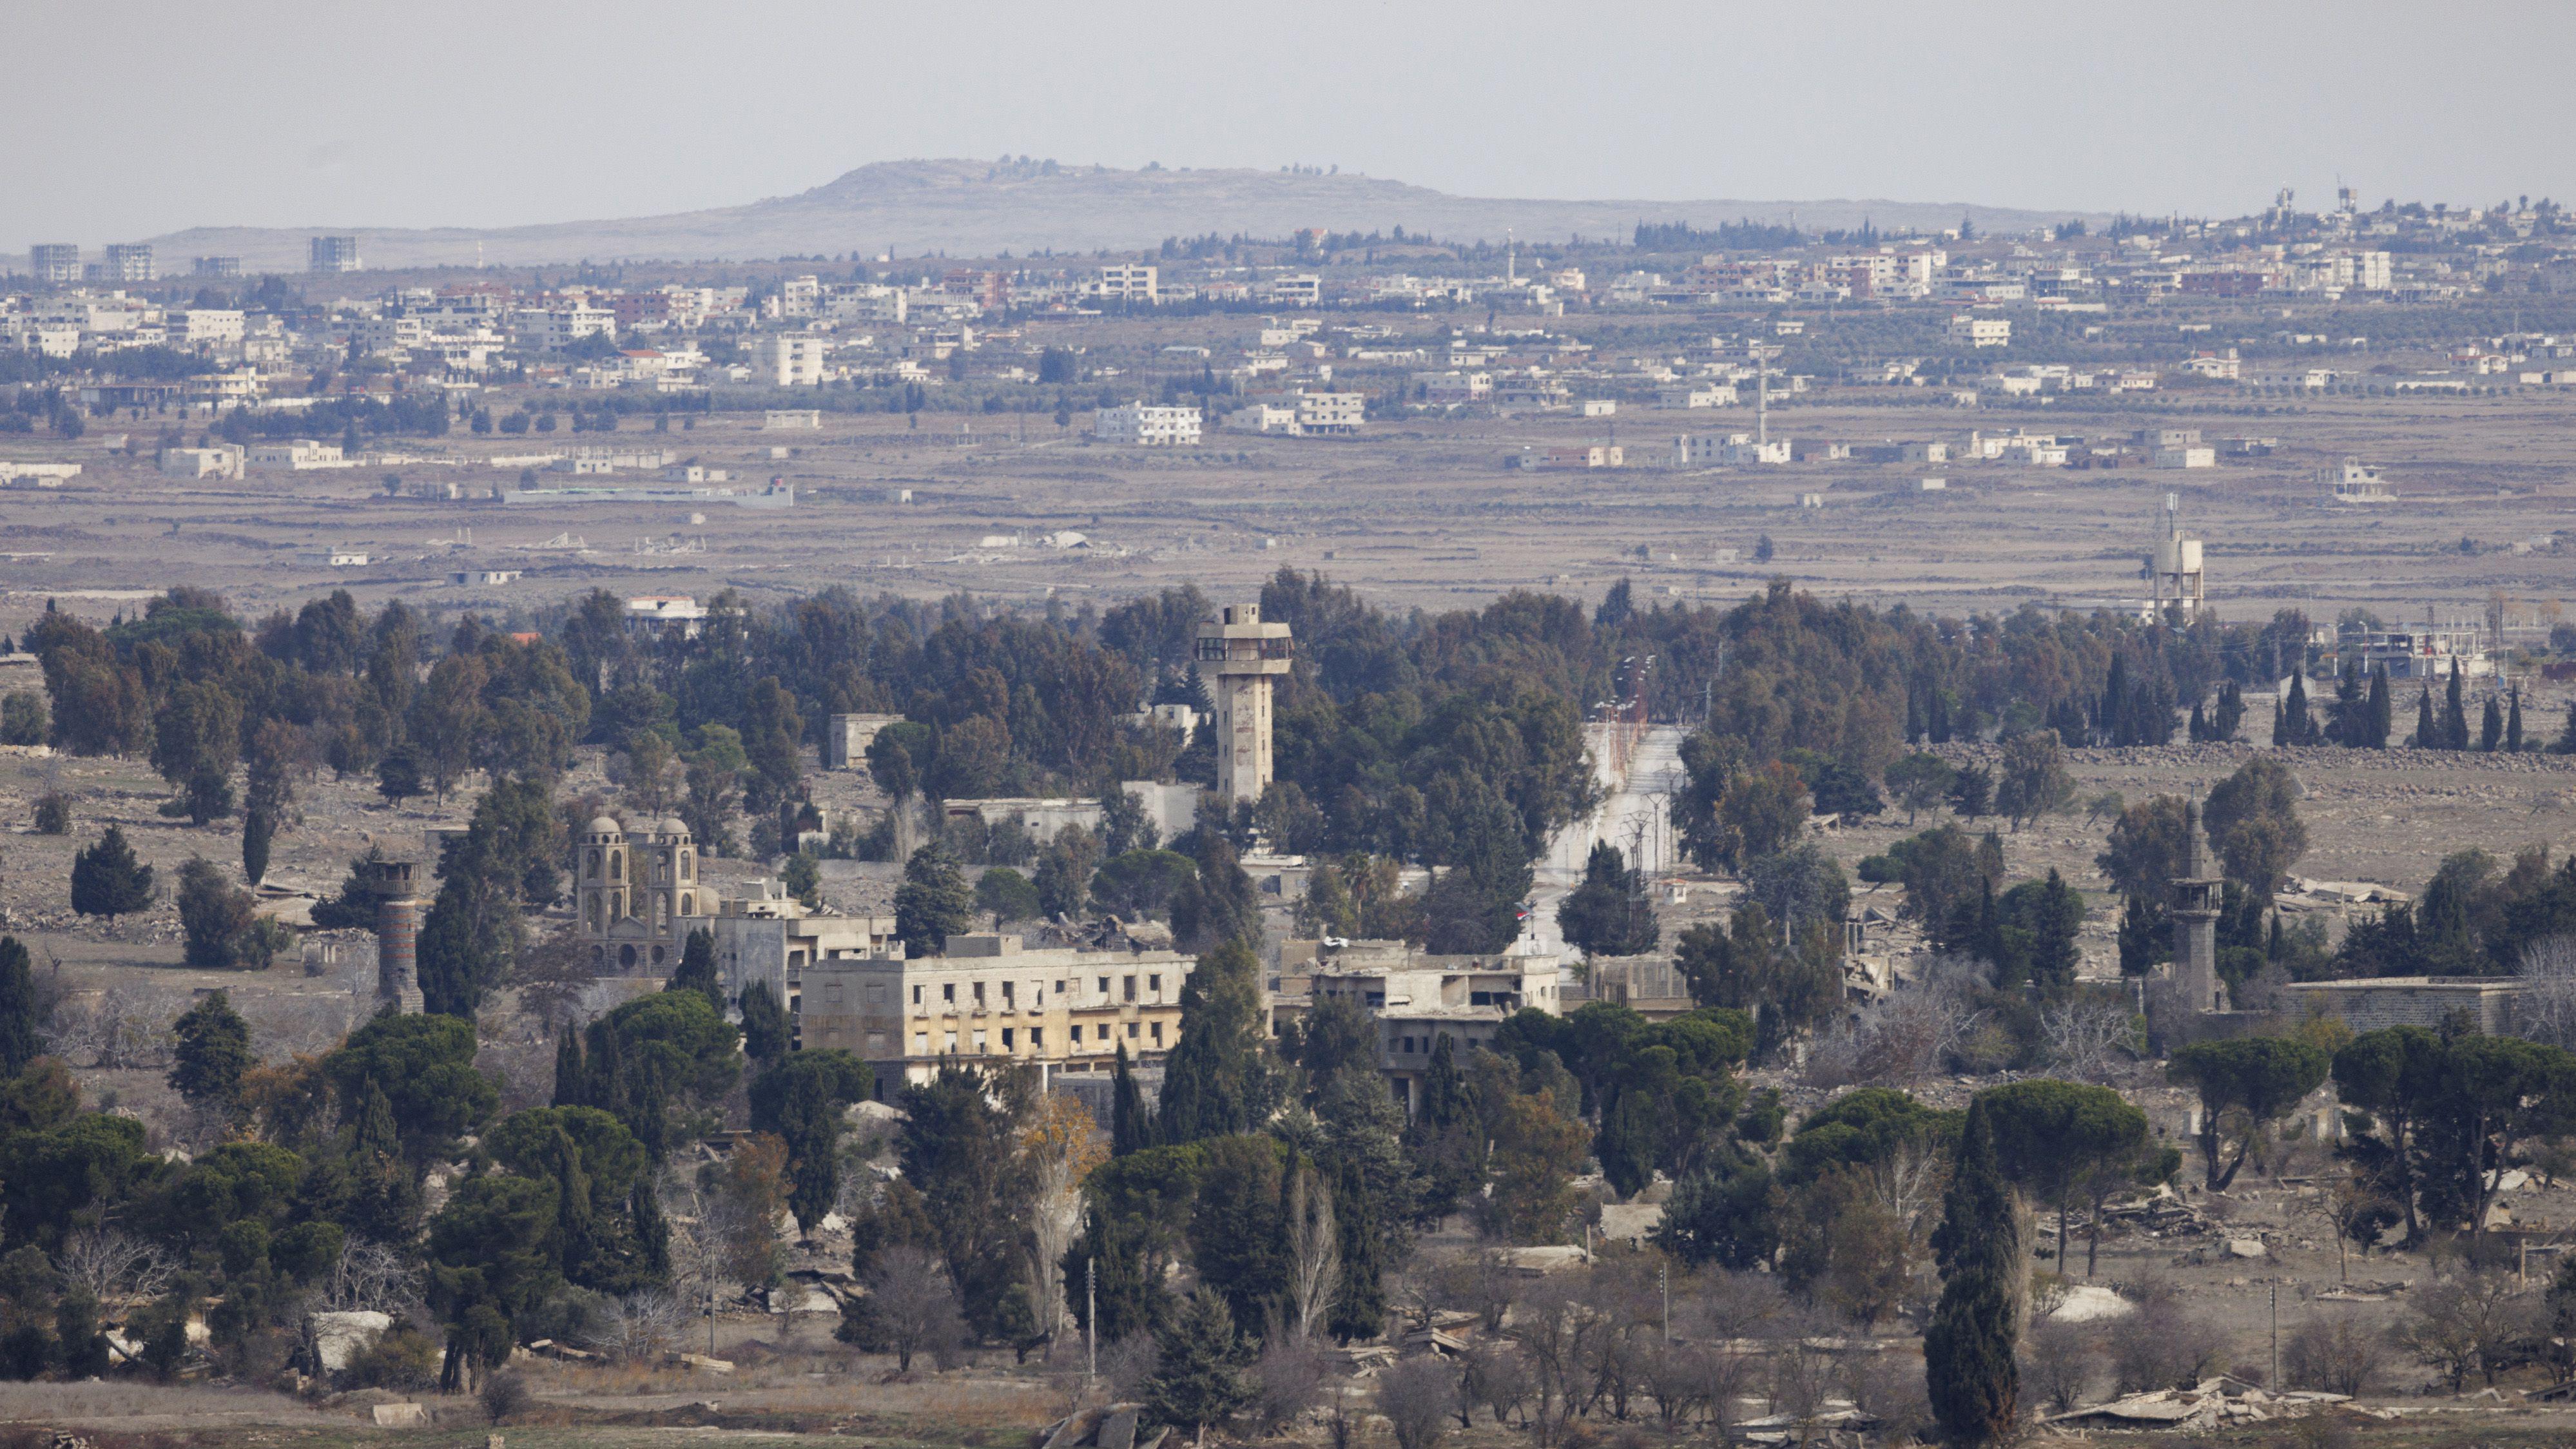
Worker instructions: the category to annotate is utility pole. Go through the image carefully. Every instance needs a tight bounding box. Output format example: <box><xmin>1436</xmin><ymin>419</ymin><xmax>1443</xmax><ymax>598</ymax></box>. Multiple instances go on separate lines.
<box><xmin>1660</xmin><ymin>1259</ymin><xmax>1671</xmax><ymax>1344</ymax></box>
<box><xmin>2268</xmin><ymin>1283</ymin><xmax>2278</xmax><ymax>1389</ymax></box>
<box><xmin>1086</xmin><ymin>1256</ymin><xmax>1098</xmax><ymax>1386</ymax></box>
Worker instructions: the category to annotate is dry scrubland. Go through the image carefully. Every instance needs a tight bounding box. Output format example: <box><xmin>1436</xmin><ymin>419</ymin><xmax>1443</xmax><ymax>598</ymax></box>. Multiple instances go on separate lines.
<box><xmin>4</xmin><ymin>376</ymin><xmax>2575</xmax><ymax>636</ymax></box>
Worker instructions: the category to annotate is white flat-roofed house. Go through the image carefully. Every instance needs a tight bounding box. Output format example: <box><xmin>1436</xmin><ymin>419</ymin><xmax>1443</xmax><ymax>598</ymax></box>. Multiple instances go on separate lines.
<box><xmin>247</xmin><ymin>440</ymin><xmax>348</xmax><ymax>471</ymax></box>
<box><xmin>161</xmin><ymin>445</ymin><xmax>244</xmax><ymax>480</ymax></box>
<box><xmin>1094</xmin><ymin>402</ymin><xmax>1201</xmax><ymax>446</ymax></box>
<box><xmin>623</xmin><ymin>595</ymin><xmax>707</xmax><ymax>640</ymax></box>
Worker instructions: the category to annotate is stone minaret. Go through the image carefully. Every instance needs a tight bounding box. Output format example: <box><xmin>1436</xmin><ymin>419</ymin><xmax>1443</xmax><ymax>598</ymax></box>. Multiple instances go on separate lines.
<box><xmin>2170</xmin><ymin>802</ymin><xmax>2224</xmax><ymax>1013</ymax></box>
<box><xmin>363</xmin><ymin>859</ymin><xmax>425</xmax><ymax>1015</ymax></box>
<box><xmin>1195</xmin><ymin>602</ymin><xmax>1293</xmax><ymax>806</ymax></box>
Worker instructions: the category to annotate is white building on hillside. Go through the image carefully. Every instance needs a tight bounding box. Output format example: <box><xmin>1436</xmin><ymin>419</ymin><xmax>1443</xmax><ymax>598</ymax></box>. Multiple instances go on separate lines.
<box><xmin>1094</xmin><ymin>402</ymin><xmax>1201</xmax><ymax>445</ymax></box>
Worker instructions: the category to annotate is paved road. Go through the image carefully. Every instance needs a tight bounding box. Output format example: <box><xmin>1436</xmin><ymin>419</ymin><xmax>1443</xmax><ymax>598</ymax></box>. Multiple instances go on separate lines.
<box><xmin>1520</xmin><ymin>723</ymin><xmax>1688</xmax><ymax>962</ymax></box>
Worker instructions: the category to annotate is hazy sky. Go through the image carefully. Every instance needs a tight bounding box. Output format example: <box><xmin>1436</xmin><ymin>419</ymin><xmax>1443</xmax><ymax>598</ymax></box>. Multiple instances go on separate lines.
<box><xmin>10</xmin><ymin>0</ymin><xmax>2573</xmax><ymax>246</ymax></box>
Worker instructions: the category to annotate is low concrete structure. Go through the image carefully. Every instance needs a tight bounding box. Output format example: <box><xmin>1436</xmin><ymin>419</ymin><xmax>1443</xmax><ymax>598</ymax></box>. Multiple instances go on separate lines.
<box><xmin>2284</xmin><ymin>976</ymin><xmax>2521</xmax><ymax>1034</ymax></box>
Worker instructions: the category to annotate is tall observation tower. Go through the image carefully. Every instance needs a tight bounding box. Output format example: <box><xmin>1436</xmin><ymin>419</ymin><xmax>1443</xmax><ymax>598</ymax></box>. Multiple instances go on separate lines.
<box><xmin>1195</xmin><ymin>603</ymin><xmax>1293</xmax><ymax>805</ymax></box>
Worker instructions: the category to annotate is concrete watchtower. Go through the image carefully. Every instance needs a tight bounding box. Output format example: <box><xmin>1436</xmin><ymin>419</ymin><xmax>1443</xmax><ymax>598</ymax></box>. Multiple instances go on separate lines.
<box><xmin>2170</xmin><ymin>801</ymin><xmax>2225</xmax><ymax>1013</ymax></box>
<box><xmin>1194</xmin><ymin>603</ymin><xmax>1293</xmax><ymax>806</ymax></box>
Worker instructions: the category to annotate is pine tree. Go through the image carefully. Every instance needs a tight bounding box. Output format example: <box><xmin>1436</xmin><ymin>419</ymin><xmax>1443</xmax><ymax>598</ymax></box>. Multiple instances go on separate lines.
<box><xmin>0</xmin><ymin>936</ymin><xmax>38</xmax><ymax>1077</ymax></box>
<box><xmin>892</xmin><ymin>844</ymin><xmax>974</xmax><ymax>957</ymax></box>
<box><xmin>667</xmin><ymin>926</ymin><xmax>722</xmax><ymax>1011</ymax></box>
<box><xmin>1148</xmin><ymin>1288</ymin><xmax>1252</xmax><ymax>1444</ymax></box>
<box><xmin>1924</xmin><ymin>1100</ymin><xmax>2020</xmax><ymax>1449</ymax></box>
<box><xmin>69</xmin><ymin>826</ymin><xmax>155</xmax><ymax>920</ymax></box>
<box><xmin>552</xmin><ymin>1024</ymin><xmax>586</xmax><ymax>1108</ymax></box>
<box><xmin>168</xmin><ymin>989</ymin><xmax>253</xmax><ymax>1109</ymax></box>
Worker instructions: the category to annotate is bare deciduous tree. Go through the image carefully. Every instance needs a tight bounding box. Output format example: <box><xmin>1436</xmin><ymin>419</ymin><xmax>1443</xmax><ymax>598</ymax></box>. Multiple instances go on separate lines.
<box><xmin>2394</xmin><ymin>1272</ymin><xmax>2538</xmax><ymax>1391</ymax></box>
<box><xmin>1377</xmin><ymin>1355</ymin><xmax>1460</xmax><ymax>1449</ymax></box>
<box><xmin>2110</xmin><ymin>1293</ymin><xmax>2228</xmax><ymax>1394</ymax></box>
<box><xmin>2020</xmin><ymin>1318</ymin><xmax>2099</xmax><ymax>1412</ymax></box>
<box><xmin>1246</xmin><ymin>1337</ymin><xmax>1328</xmax><ymax>1435</ymax></box>
<box><xmin>2283</xmin><ymin>1316</ymin><xmax>2384</xmax><ymax>1396</ymax></box>
<box><xmin>2040</xmin><ymin>998</ymin><xmax>2140</xmax><ymax>1085</ymax></box>
<box><xmin>862</xmin><ymin>1243</ymin><xmax>967</xmax><ymax>1374</ymax></box>
<box><xmin>586</xmin><ymin>1289</ymin><xmax>690</xmax><ymax>1364</ymax></box>
<box><xmin>1022</xmin><ymin>1094</ymin><xmax>1103</xmax><ymax>1350</ymax></box>
<box><xmin>2517</xmin><ymin>936</ymin><xmax>2576</xmax><ymax>1051</ymax></box>
<box><xmin>1283</xmin><ymin>1164</ymin><xmax>1340</xmax><ymax>1343</ymax></box>
<box><xmin>322</xmin><ymin>1238</ymin><xmax>421</xmax><ymax>1316</ymax></box>
<box><xmin>1805</xmin><ymin>957</ymin><xmax>1988</xmax><ymax>1088</ymax></box>
<box><xmin>55</xmin><ymin>1227</ymin><xmax>171</xmax><ymax>1309</ymax></box>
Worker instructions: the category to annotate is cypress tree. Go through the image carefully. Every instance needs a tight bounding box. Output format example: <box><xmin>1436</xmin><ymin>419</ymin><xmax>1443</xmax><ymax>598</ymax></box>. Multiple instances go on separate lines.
<box><xmin>552</xmin><ymin>1024</ymin><xmax>586</xmax><ymax>1108</ymax></box>
<box><xmin>1111</xmin><ymin>1042</ymin><xmax>1152</xmax><ymax>1156</ymax></box>
<box><xmin>2029</xmin><ymin>870</ymin><xmax>2081</xmax><ymax>993</ymax></box>
<box><xmin>631</xmin><ymin>1181</ymin><xmax>670</xmax><ymax>1284</ymax></box>
<box><xmin>2445</xmin><ymin>663</ymin><xmax>2469</xmax><ymax>750</ymax></box>
<box><xmin>2559</xmin><ymin>700</ymin><xmax>2576</xmax><ymax>754</ymax></box>
<box><xmin>0</xmin><ymin>937</ymin><xmax>37</xmax><ymax>1077</ymax></box>
<box><xmin>667</xmin><ymin>926</ymin><xmax>722</xmax><ymax>1011</ymax></box>
<box><xmin>242</xmin><ymin>805</ymin><xmax>274</xmax><ymax>886</ymax></box>
<box><xmin>2116</xmin><ymin>894</ymin><xmax>2164</xmax><ymax>977</ymax></box>
<box><xmin>1326</xmin><ymin>1155</ymin><xmax>1385</xmax><ymax>1342</ymax></box>
<box><xmin>1157</xmin><ymin>937</ymin><xmax>1273</xmax><ymax>1144</ymax></box>
<box><xmin>2508</xmin><ymin>688</ymin><xmax>2526</xmax><ymax>753</ymax></box>
<box><xmin>1925</xmin><ymin>1100</ymin><xmax>2020</xmax><ymax>1449</ymax></box>
<box><xmin>2416</xmin><ymin>687</ymin><xmax>2437</xmax><ymax>748</ymax></box>
<box><xmin>739</xmin><ymin>981</ymin><xmax>789</xmax><ymax>1065</ymax></box>
<box><xmin>2367</xmin><ymin>666</ymin><xmax>2392</xmax><ymax>748</ymax></box>
<box><xmin>2187</xmin><ymin>700</ymin><xmax>2209</xmax><ymax>742</ymax></box>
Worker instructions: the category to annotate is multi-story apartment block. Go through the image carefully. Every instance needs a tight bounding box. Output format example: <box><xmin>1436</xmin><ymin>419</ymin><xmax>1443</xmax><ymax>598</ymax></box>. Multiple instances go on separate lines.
<box><xmin>1088</xmin><ymin>264</ymin><xmax>1158</xmax><ymax>303</ymax></box>
<box><xmin>193</xmin><ymin>255</ymin><xmax>243</xmax><ymax>278</ymax></box>
<box><xmin>309</xmin><ymin>235</ymin><xmax>362</xmax><ymax>273</ymax></box>
<box><xmin>791</xmin><ymin>932</ymin><xmax>1200</xmax><ymax>1095</ymax></box>
<box><xmin>753</xmin><ymin>334</ymin><xmax>828</xmax><ymax>387</ymax></box>
<box><xmin>28</xmin><ymin>245</ymin><xmax>79</xmax><ymax>285</ymax></box>
<box><xmin>166</xmin><ymin>309</ymin><xmax>246</xmax><ymax>348</ymax></box>
<box><xmin>102</xmin><ymin>244</ymin><xmax>154</xmax><ymax>283</ymax></box>
<box><xmin>1274</xmin><ymin>939</ymin><xmax>1564</xmax><ymax>1114</ymax></box>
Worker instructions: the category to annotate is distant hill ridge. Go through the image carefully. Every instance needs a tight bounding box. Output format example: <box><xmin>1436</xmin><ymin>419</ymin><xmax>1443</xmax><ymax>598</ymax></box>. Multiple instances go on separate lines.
<box><xmin>146</xmin><ymin>158</ymin><xmax>2105</xmax><ymax>271</ymax></box>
